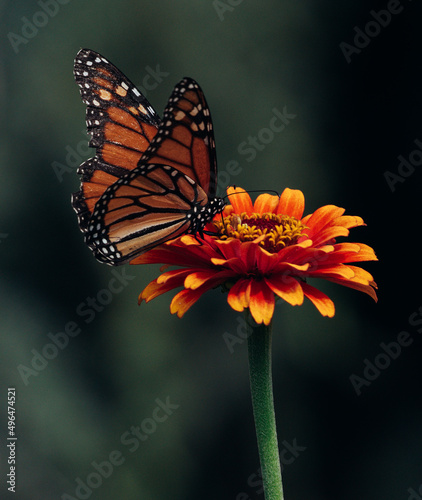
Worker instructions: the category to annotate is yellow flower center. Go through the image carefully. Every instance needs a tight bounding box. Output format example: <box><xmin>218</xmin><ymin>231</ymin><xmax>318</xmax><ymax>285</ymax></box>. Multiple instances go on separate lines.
<box><xmin>213</xmin><ymin>212</ymin><xmax>306</xmax><ymax>252</ymax></box>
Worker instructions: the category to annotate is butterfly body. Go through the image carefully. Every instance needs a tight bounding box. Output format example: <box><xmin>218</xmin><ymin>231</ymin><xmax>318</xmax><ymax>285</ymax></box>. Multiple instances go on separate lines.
<box><xmin>72</xmin><ymin>49</ymin><xmax>225</xmax><ymax>265</ymax></box>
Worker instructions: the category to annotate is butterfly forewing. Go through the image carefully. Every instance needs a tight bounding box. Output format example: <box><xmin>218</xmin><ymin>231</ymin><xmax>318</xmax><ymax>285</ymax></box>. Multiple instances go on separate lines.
<box><xmin>72</xmin><ymin>50</ymin><xmax>225</xmax><ymax>266</ymax></box>
<box><xmin>72</xmin><ymin>49</ymin><xmax>161</xmax><ymax>231</ymax></box>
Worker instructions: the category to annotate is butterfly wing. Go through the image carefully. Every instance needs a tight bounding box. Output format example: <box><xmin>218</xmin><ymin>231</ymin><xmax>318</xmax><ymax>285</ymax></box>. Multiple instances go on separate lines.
<box><xmin>141</xmin><ymin>77</ymin><xmax>218</xmax><ymax>198</ymax></box>
<box><xmin>83</xmin><ymin>77</ymin><xmax>220</xmax><ymax>265</ymax></box>
<box><xmin>72</xmin><ymin>48</ymin><xmax>161</xmax><ymax>231</ymax></box>
<box><xmin>85</xmin><ymin>164</ymin><xmax>211</xmax><ymax>265</ymax></box>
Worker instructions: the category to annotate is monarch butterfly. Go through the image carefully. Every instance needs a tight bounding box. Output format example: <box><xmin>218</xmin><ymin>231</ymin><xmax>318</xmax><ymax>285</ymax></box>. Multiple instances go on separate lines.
<box><xmin>72</xmin><ymin>48</ymin><xmax>226</xmax><ymax>266</ymax></box>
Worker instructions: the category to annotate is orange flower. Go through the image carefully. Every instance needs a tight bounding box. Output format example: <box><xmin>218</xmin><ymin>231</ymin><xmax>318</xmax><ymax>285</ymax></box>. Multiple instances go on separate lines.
<box><xmin>132</xmin><ymin>187</ymin><xmax>378</xmax><ymax>325</ymax></box>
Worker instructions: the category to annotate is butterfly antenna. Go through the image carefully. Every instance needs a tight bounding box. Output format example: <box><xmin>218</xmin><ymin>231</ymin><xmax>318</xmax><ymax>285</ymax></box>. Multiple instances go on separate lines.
<box><xmin>223</xmin><ymin>188</ymin><xmax>281</xmax><ymax>203</ymax></box>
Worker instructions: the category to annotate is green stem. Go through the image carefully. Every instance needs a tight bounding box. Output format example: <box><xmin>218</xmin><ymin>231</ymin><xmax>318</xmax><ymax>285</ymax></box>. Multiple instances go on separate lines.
<box><xmin>246</xmin><ymin>311</ymin><xmax>284</xmax><ymax>500</ymax></box>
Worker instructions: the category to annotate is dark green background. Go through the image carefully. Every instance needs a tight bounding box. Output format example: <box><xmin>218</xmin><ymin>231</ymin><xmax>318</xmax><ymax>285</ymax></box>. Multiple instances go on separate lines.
<box><xmin>1</xmin><ymin>1</ymin><xmax>421</xmax><ymax>499</ymax></box>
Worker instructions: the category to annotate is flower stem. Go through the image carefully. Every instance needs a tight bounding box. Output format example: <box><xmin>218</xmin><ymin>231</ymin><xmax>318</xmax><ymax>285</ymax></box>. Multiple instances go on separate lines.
<box><xmin>246</xmin><ymin>311</ymin><xmax>284</xmax><ymax>500</ymax></box>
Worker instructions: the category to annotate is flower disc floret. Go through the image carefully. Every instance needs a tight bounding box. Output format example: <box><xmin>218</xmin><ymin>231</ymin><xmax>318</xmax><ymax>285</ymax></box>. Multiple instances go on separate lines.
<box><xmin>214</xmin><ymin>212</ymin><xmax>306</xmax><ymax>253</ymax></box>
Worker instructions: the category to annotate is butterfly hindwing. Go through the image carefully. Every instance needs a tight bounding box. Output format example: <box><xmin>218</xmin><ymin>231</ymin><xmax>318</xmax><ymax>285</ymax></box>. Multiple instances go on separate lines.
<box><xmin>72</xmin><ymin>49</ymin><xmax>161</xmax><ymax>231</ymax></box>
<box><xmin>85</xmin><ymin>164</ymin><xmax>210</xmax><ymax>265</ymax></box>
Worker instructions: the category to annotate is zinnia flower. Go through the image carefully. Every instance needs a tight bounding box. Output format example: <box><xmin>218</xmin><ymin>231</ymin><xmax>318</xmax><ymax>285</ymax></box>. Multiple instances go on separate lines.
<box><xmin>132</xmin><ymin>186</ymin><xmax>377</xmax><ymax>325</ymax></box>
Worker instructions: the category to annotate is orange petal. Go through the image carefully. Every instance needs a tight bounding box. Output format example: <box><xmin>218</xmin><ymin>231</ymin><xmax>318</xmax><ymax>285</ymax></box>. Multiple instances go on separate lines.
<box><xmin>302</xmin><ymin>205</ymin><xmax>345</xmax><ymax>239</ymax></box>
<box><xmin>308</xmin><ymin>225</ymin><xmax>350</xmax><ymax>246</ymax></box>
<box><xmin>138</xmin><ymin>278</ymin><xmax>182</xmax><ymax>304</ymax></box>
<box><xmin>169</xmin><ymin>277</ymin><xmax>222</xmax><ymax>318</ymax></box>
<box><xmin>249</xmin><ymin>280</ymin><xmax>275</xmax><ymax>325</ymax></box>
<box><xmin>184</xmin><ymin>269</ymin><xmax>234</xmax><ymax>289</ymax></box>
<box><xmin>352</xmin><ymin>243</ymin><xmax>378</xmax><ymax>262</ymax></box>
<box><xmin>308</xmin><ymin>264</ymin><xmax>356</xmax><ymax>280</ymax></box>
<box><xmin>226</xmin><ymin>186</ymin><xmax>253</xmax><ymax>214</ymax></box>
<box><xmin>326</xmin><ymin>276</ymin><xmax>378</xmax><ymax>302</ymax></box>
<box><xmin>170</xmin><ymin>288</ymin><xmax>204</xmax><ymax>318</ymax></box>
<box><xmin>334</xmin><ymin>215</ymin><xmax>365</xmax><ymax>229</ymax></box>
<box><xmin>157</xmin><ymin>268</ymin><xmax>192</xmax><ymax>284</ymax></box>
<box><xmin>326</xmin><ymin>242</ymin><xmax>378</xmax><ymax>264</ymax></box>
<box><xmin>277</xmin><ymin>188</ymin><xmax>305</xmax><ymax>219</ymax></box>
<box><xmin>265</xmin><ymin>276</ymin><xmax>304</xmax><ymax>306</ymax></box>
<box><xmin>300</xmin><ymin>282</ymin><xmax>335</xmax><ymax>317</ymax></box>
<box><xmin>254</xmin><ymin>193</ymin><xmax>279</xmax><ymax>214</ymax></box>
<box><xmin>220</xmin><ymin>205</ymin><xmax>234</xmax><ymax>217</ymax></box>
<box><xmin>227</xmin><ymin>279</ymin><xmax>251</xmax><ymax>312</ymax></box>
<box><xmin>347</xmin><ymin>265</ymin><xmax>376</xmax><ymax>284</ymax></box>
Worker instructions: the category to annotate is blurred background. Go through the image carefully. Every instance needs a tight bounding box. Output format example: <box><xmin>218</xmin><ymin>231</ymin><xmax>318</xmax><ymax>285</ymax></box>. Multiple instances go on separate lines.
<box><xmin>1</xmin><ymin>1</ymin><xmax>421</xmax><ymax>499</ymax></box>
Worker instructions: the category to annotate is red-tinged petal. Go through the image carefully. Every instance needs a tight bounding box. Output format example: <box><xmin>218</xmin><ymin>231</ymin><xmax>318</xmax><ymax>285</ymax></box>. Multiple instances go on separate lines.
<box><xmin>301</xmin><ymin>213</ymin><xmax>312</xmax><ymax>226</ymax></box>
<box><xmin>249</xmin><ymin>280</ymin><xmax>275</xmax><ymax>325</ymax></box>
<box><xmin>213</xmin><ymin>240</ymin><xmax>250</xmax><ymax>274</ymax></box>
<box><xmin>138</xmin><ymin>277</ymin><xmax>183</xmax><ymax>304</ymax></box>
<box><xmin>170</xmin><ymin>288</ymin><xmax>204</xmax><ymax>318</ymax></box>
<box><xmin>184</xmin><ymin>269</ymin><xmax>234</xmax><ymax>289</ymax></box>
<box><xmin>254</xmin><ymin>193</ymin><xmax>279</xmax><ymax>213</ymax></box>
<box><xmin>227</xmin><ymin>279</ymin><xmax>251</xmax><ymax>312</ymax></box>
<box><xmin>273</xmin><ymin>239</ymin><xmax>313</xmax><ymax>264</ymax></box>
<box><xmin>131</xmin><ymin>245</ymin><xmax>200</xmax><ymax>267</ymax></box>
<box><xmin>214</xmin><ymin>238</ymin><xmax>242</xmax><ymax>261</ymax></box>
<box><xmin>271</xmin><ymin>260</ymin><xmax>310</xmax><ymax>277</ymax></box>
<box><xmin>255</xmin><ymin>246</ymin><xmax>280</xmax><ymax>274</ymax></box>
<box><xmin>301</xmin><ymin>205</ymin><xmax>345</xmax><ymax>239</ymax></box>
<box><xmin>226</xmin><ymin>186</ymin><xmax>253</xmax><ymax>214</ymax></box>
<box><xmin>265</xmin><ymin>275</ymin><xmax>304</xmax><ymax>306</ymax></box>
<box><xmin>300</xmin><ymin>282</ymin><xmax>335</xmax><ymax>317</ymax></box>
<box><xmin>277</xmin><ymin>188</ymin><xmax>305</xmax><ymax>219</ymax></box>
<box><xmin>239</xmin><ymin>241</ymin><xmax>259</xmax><ymax>270</ymax></box>
<box><xmin>170</xmin><ymin>276</ymin><xmax>226</xmax><ymax>317</ymax></box>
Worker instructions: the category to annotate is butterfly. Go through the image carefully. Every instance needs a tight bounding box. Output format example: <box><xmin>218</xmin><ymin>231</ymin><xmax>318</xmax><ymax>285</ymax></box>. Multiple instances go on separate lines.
<box><xmin>72</xmin><ymin>48</ymin><xmax>226</xmax><ymax>266</ymax></box>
